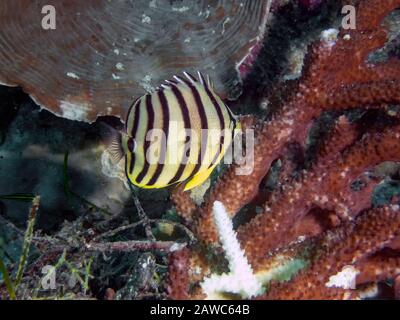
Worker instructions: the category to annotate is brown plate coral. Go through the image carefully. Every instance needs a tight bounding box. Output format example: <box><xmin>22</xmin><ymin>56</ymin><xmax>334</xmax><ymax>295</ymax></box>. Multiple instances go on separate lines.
<box><xmin>0</xmin><ymin>0</ymin><xmax>271</xmax><ymax>122</ymax></box>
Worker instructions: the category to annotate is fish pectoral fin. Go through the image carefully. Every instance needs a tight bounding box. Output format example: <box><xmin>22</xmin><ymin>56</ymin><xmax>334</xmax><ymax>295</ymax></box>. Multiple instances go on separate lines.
<box><xmin>100</xmin><ymin>121</ymin><xmax>126</xmax><ymax>164</ymax></box>
<box><xmin>107</xmin><ymin>133</ymin><xmax>125</xmax><ymax>164</ymax></box>
<box><xmin>184</xmin><ymin>166</ymin><xmax>214</xmax><ymax>191</ymax></box>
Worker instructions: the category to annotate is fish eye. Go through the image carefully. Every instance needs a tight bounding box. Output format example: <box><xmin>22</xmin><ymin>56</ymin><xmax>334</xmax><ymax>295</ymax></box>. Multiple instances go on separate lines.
<box><xmin>127</xmin><ymin>137</ymin><xmax>136</xmax><ymax>153</ymax></box>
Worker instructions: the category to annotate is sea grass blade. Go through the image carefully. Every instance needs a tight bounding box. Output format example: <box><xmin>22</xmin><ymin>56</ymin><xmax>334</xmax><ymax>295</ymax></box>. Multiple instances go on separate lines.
<box><xmin>0</xmin><ymin>255</ymin><xmax>16</xmax><ymax>300</ymax></box>
<box><xmin>14</xmin><ymin>196</ymin><xmax>40</xmax><ymax>289</ymax></box>
<box><xmin>0</xmin><ymin>194</ymin><xmax>35</xmax><ymax>202</ymax></box>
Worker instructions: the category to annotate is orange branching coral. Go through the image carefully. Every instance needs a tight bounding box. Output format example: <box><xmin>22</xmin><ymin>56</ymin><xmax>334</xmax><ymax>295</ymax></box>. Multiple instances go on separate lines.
<box><xmin>355</xmin><ymin>248</ymin><xmax>400</xmax><ymax>286</ymax></box>
<box><xmin>189</xmin><ymin>0</ymin><xmax>400</xmax><ymax>245</ymax></box>
<box><xmin>166</xmin><ymin>248</ymin><xmax>191</xmax><ymax>300</ymax></box>
<box><xmin>167</xmin><ymin>0</ymin><xmax>400</xmax><ymax>299</ymax></box>
<box><xmin>259</xmin><ymin>205</ymin><xmax>400</xmax><ymax>300</ymax></box>
<box><xmin>171</xmin><ymin>184</ymin><xmax>197</xmax><ymax>224</ymax></box>
<box><xmin>239</xmin><ymin>124</ymin><xmax>400</xmax><ymax>268</ymax></box>
<box><xmin>300</xmin><ymin>1</ymin><xmax>400</xmax><ymax>110</ymax></box>
<box><xmin>166</xmin><ymin>247</ymin><xmax>209</xmax><ymax>300</ymax></box>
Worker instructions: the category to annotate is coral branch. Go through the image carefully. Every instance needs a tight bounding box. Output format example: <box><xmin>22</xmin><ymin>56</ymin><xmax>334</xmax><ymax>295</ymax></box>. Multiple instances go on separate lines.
<box><xmin>171</xmin><ymin>184</ymin><xmax>197</xmax><ymax>224</ymax></box>
<box><xmin>194</xmin><ymin>0</ymin><xmax>400</xmax><ymax>245</ymax></box>
<box><xmin>260</xmin><ymin>205</ymin><xmax>400</xmax><ymax>299</ymax></box>
<box><xmin>355</xmin><ymin>249</ymin><xmax>400</xmax><ymax>285</ymax></box>
<box><xmin>238</xmin><ymin>125</ymin><xmax>400</xmax><ymax>268</ymax></box>
<box><xmin>167</xmin><ymin>0</ymin><xmax>400</xmax><ymax>300</ymax></box>
<box><xmin>167</xmin><ymin>248</ymin><xmax>191</xmax><ymax>300</ymax></box>
<box><xmin>85</xmin><ymin>240</ymin><xmax>186</xmax><ymax>253</ymax></box>
<box><xmin>200</xmin><ymin>202</ymin><xmax>263</xmax><ymax>299</ymax></box>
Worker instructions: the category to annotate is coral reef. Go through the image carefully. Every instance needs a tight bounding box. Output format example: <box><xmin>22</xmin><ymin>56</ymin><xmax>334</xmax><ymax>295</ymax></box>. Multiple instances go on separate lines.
<box><xmin>259</xmin><ymin>205</ymin><xmax>400</xmax><ymax>299</ymax></box>
<box><xmin>1</xmin><ymin>0</ymin><xmax>400</xmax><ymax>301</ymax></box>
<box><xmin>169</xmin><ymin>0</ymin><xmax>400</xmax><ymax>299</ymax></box>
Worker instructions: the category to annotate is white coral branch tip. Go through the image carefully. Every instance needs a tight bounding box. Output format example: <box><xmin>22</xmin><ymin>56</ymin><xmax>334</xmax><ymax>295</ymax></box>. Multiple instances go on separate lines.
<box><xmin>200</xmin><ymin>201</ymin><xmax>264</xmax><ymax>299</ymax></box>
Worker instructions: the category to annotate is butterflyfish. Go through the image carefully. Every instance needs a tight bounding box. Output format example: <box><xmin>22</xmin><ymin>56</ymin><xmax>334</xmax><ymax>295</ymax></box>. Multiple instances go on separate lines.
<box><xmin>109</xmin><ymin>71</ymin><xmax>240</xmax><ymax>191</ymax></box>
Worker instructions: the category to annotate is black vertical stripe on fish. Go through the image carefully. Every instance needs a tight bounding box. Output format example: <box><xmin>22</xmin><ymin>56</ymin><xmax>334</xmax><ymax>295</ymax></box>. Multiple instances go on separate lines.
<box><xmin>229</xmin><ymin>118</ymin><xmax>236</xmax><ymax>162</ymax></box>
<box><xmin>208</xmin><ymin>133</ymin><xmax>225</xmax><ymax>168</ymax></box>
<box><xmin>125</xmin><ymin>97</ymin><xmax>140</xmax><ymax>125</ymax></box>
<box><xmin>204</xmin><ymin>86</ymin><xmax>226</xmax><ymax>168</ymax></box>
<box><xmin>136</xmin><ymin>94</ymin><xmax>155</xmax><ymax>183</ymax></box>
<box><xmin>222</xmin><ymin>103</ymin><xmax>238</xmax><ymax>158</ymax></box>
<box><xmin>147</xmin><ymin>90</ymin><xmax>170</xmax><ymax>186</ymax></box>
<box><xmin>128</xmin><ymin>98</ymin><xmax>142</xmax><ymax>174</ymax></box>
<box><xmin>181</xmin><ymin>79</ymin><xmax>209</xmax><ymax>181</ymax></box>
<box><xmin>226</xmin><ymin>104</ymin><xmax>237</xmax><ymax>129</ymax></box>
<box><xmin>229</xmin><ymin>103</ymin><xmax>238</xmax><ymax>128</ymax></box>
<box><xmin>167</xmin><ymin>84</ymin><xmax>192</xmax><ymax>185</ymax></box>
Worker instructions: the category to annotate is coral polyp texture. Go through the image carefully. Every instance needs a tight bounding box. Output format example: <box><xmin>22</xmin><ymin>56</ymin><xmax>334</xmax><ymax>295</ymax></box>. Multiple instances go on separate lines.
<box><xmin>0</xmin><ymin>0</ymin><xmax>271</xmax><ymax>122</ymax></box>
<box><xmin>169</xmin><ymin>0</ymin><xmax>400</xmax><ymax>300</ymax></box>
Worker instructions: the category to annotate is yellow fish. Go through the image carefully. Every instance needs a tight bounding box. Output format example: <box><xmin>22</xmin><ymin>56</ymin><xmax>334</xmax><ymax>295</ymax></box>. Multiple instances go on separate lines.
<box><xmin>110</xmin><ymin>71</ymin><xmax>240</xmax><ymax>191</ymax></box>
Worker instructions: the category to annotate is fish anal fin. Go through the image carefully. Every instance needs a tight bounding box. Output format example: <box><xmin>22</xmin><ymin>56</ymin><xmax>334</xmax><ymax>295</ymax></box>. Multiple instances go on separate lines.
<box><xmin>184</xmin><ymin>166</ymin><xmax>214</xmax><ymax>191</ymax></box>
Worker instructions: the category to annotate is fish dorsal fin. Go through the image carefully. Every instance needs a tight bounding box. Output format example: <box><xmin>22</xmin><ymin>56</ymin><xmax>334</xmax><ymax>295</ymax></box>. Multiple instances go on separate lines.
<box><xmin>183</xmin><ymin>71</ymin><xmax>197</xmax><ymax>85</ymax></box>
<box><xmin>183</xmin><ymin>166</ymin><xmax>215</xmax><ymax>191</ymax></box>
<box><xmin>168</xmin><ymin>71</ymin><xmax>214</xmax><ymax>91</ymax></box>
<box><xmin>173</xmin><ymin>75</ymin><xmax>187</xmax><ymax>85</ymax></box>
<box><xmin>197</xmin><ymin>71</ymin><xmax>206</xmax><ymax>86</ymax></box>
<box><xmin>206</xmin><ymin>74</ymin><xmax>214</xmax><ymax>90</ymax></box>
